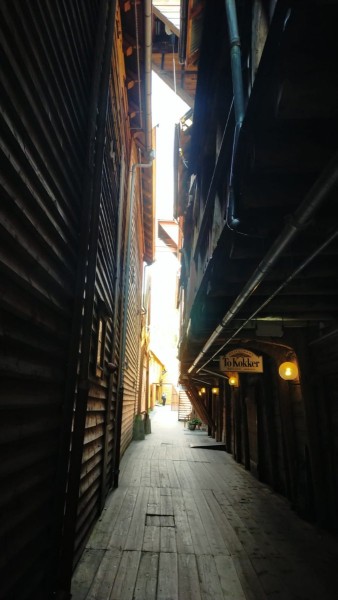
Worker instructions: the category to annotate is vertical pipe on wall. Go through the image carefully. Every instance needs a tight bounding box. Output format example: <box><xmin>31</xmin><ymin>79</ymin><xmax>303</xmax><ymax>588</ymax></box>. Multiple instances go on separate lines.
<box><xmin>224</xmin><ymin>0</ymin><xmax>245</xmax><ymax>127</ymax></box>
<box><xmin>224</xmin><ymin>0</ymin><xmax>245</xmax><ymax>231</ymax></box>
<box><xmin>110</xmin><ymin>154</ymin><xmax>126</xmax><ymax>490</ymax></box>
<box><xmin>144</xmin><ymin>0</ymin><xmax>153</xmax><ymax>152</ymax></box>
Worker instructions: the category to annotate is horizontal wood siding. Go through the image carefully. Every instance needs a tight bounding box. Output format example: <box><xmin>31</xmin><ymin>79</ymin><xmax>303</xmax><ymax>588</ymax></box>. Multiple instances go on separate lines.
<box><xmin>74</xmin><ymin>109</ymin><xmax>121</xmax><ymax>565</ymax></box>
<box><xmin>120</xmin><ymin>179</ymin><xmax>143</xmax><ymax>457</ymax></box>
<box><xmin>73</xmin><ymin>4</ymin><xmax>133</xmax><ymax>563</ymax></box>
<box><xmin>0</xmin><ymin>0</ymin><xmax>97</xmax><ymax>597</ymax></box>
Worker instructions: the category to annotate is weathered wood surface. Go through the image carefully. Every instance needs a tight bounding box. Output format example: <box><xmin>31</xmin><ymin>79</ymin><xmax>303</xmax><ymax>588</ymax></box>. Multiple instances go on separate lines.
<box><xmin>72</xmin><ymin>406</ymin><xmax>338</xmax><ymax>599</ymax></box>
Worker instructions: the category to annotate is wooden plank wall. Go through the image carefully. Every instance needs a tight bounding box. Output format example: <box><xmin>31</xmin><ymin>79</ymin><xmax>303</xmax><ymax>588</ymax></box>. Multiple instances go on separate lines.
<box><xmin>0</xmin><ymin>1</ymin><xmax>98</xmax><ymax>597</ymax></box>
<box><xmin>311</xmin><ymin>330</ymin><xmax>338</xmax><ymax>530</ymax></box>
<box><xmin>217</xmin><ymin>342</ymin><xmax>320</xmax><ymax>526</ymax></box>
<box><xmin>120</xmin><ymin>163</ymin><xmax>144</xmax><ymax>457</ymax></box>
<box><xmin>73</xmin><ymin>3</ymin><xmax>133</xmax><ymax>569</ymax></box>
<box><xmin>0</xmin><ymin>0</ymin><xmax>151</xmax><ymax>594</ymax></box>
<box><xmin>73</xmin><ymin>97</ymin><xmax>120</xmax><ymax>568</ymax></box>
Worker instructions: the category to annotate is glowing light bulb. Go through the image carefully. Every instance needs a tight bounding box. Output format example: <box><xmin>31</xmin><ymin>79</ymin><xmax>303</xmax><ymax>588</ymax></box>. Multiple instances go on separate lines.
<box><xmin>278</xmin><ymin>361</ymin><xmax>298</xmax><ymax>380</ymax></box>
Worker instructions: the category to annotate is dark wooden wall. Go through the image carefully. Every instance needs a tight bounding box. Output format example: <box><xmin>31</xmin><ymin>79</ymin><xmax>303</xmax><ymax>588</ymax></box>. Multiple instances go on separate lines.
<box><xmin>210</xmin><ymin>333</ymin><xmax>338</xmax><ymax>531</ymax></box>
<box><xmin>0</xmin><ymin>1</ymin><xmax>99</xmax><ymax>596</ymax></box>
<box><xmin>176</xmin><ymin>0</ymin><xmax>338</xmax><ymax>538</ymax></box>
<box><xmin>309</xmin><ymin>330</ymin><xmax>338</xmax><ymax>530</ymax></box>
<box><xmin>0</xmin><ymin>1</ymin><xmax>142</xmax><ymax>597</ymax></box>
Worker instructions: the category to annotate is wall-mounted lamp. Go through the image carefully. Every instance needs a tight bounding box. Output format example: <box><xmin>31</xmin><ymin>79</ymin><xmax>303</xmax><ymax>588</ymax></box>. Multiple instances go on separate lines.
<box><xmin>227</xmin><ymin>373</ymin><xmax>239</xmax><ymax>387</ymax></box>
<box><xmin>278</xmin><ymin>361</ymin><xmax>299</xmax><ymax>381</ymax></box>
<box><xmin>211</xmin><ymin>387</ymin><xmax>219</xmax><ymax>395</ymax></box>
<box><xmin>200</xmin><ymin>387</ymin><xmax>206</xmax><ymax>394</ymax></box>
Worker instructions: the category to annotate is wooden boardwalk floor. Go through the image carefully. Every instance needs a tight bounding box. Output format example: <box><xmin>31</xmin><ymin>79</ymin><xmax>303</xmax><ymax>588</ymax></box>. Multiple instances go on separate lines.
<box><xmin>71</xmin><ymin>406</ymin><xmax>338</xmax><ymax>600</ymax></box>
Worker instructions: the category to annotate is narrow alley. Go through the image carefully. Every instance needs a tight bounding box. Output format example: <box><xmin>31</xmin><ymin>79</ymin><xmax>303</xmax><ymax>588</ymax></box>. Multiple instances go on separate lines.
<box><xmin>2</xmin><ymin>3</ymin><xmax>338</xmax><ymax>598</ymax></box>
<box><xmin>71</xmin><ymin>407</ymin><xmax>338</xmax><ymax>600</ymax></box>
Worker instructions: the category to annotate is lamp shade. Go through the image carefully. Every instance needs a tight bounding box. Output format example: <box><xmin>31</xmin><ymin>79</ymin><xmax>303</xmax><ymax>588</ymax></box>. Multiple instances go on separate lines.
<box><xmin>228</xmin><ymin>373</ymin><xmax>239</xmax><ymax>387</ymax></box>
<box><xmin>278</xmin><ymin>361</ymin><xmax>298</xmax><ymax>380</ymax></box>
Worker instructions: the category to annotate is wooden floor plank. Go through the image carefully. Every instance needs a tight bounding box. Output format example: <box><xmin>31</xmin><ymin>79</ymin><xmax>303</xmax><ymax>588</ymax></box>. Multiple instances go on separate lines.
<box><xmin>171</xmin><ymin>489</ymin><xmax>194</xmax><ymax>554</ymax></box>
<box><xmin>108</xmin><ymin>488</ymin><xmax>139</xmax><ymax>550</ymax></box>
<box><xmin>88</xmin><ymin>487</ymin><xmax>129</xmax><ymax>549</ymax></box>
<box><xmin>196</xmin><ymin>555</ymin><xmax>224</xmax><ymax>600</ymax></box>
<box><xmin>157</xmin><ymin>552</ymin><xmax>178</xmax><ymax>600</ymax></box>
<box><xmin>142</xmin><ymin>524</ymin><xmax>160</xmax><ymax>552</ymax></box>
<box><xmin>202</xmin><ymin>489</ymin><xmax>243</xmax><ymax>556</ymax></box>
<box><xmin>172</xmin><ymin>460</ymin><xmax>186</xmax><ymax>489</ymax></box>
<box><xmin>177</xmin><ymin>553</ymin><xmax>202</xmax><ymax>600</ymax></box>
<box><xmin>165</xmin><ymin>458</ymin><xmax>181</xmax><ymax>489</ymax></box>
<box><xmin>178</xmin><ymin>459</ymin><xmax>197</xmax><ymax>490</ymax></box>
<box><xmin>191</xmin><ymin>461</ymin><xmax>222</xmax><ymax>491</ymax></box>
<box><xmin>160</xmin><ymin>490</ymin><xmax>173</xmax><ymax>515</ymax></box>
<box><xmin>71</xmin><ymin>549</ymin><xmax>106</xmax><ymax>600</ymax></box>
<box><xmin>166</xmin><ymin>444</ymin><xmax>180</xmax><ymax>462</ymax></box>
<box><xmin>109</xmin><ymin>550</ymin><xmax>141</xmax><ymax>600</ymax></box>
<box><xmin>191</xmin><ymin>489</ymin><xmax>229</xmax><ymax>555</ymax></box>
<box><xmin>125</xmin><ymin>487</ymin><xmax>150</xmax><ymax>551</ymax></box>
<box><xmin>214</xmin><ymin>555</ymin><xmax>246</xmax><ymax>600</ymax></box>
<box><xmin>176</xmin><ymin>446</ymin><xmax>188</xmax><ymax>461</ymax></box>
<box><xmin>181</xmin><ymin>446</ymin><xmax>195</xmax><ymax>462</ymax></box>
<box><xmin>150</xmin><ymin>458</ymin><xmax>160</xmax><ymax>487</ymax></box>
<box><xmin>71</xmin><ymin>407</ymin><xmax>338</xmax><ymax>600</ymax></box>
<box><xmin>232</xmin><ymin>556</ymin><xmax>268</xmax><ymax>600</ymax></box>
<box><xmin>85</xmin><ymin>548</ymin><xmax>122</xmax><ymax>600</ymax></box>
<box><xmin>148</xmin><ymin>486</ymin><xmax>161</xmax><ymax>514</ymax></box>
<box><xmin>160</xmin><ymin>524</ymin><xmax>176</xmax><ymax>553</ymax></box>
<box><xmin>158</xmin><ymin>458</ymin><xmax>172</xmax><ymax>488</ymax></box>
<box><xmin>157</xmin><ymin>444</ymin><xmax>168</xmax><ymax>460</ymax></box>
<box><xmin>182</xmin><ymin>489</ymin><xmax>212</xmax><ymax>555</ymax></box>
<box><xmin>133</xmin><ymin>552</ymin><xmax>158</xmax><ymax>600</ymax></box>
<box><xmin>140</xmin><ymin>459</ymin><xmax>151</xmax><ymax>487</ymax></box>
<box><xmin>213</xmin><ymin>490</ymin><xmax>267</xmax><ymax>558</ymax></box>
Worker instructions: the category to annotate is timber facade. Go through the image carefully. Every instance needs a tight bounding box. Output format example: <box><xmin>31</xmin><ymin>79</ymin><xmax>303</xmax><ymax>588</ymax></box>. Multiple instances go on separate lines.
<box><xmin>176</xmin><ymin>0</ymin><xmax>338</xmax><ymax>535</ymax></box>
<box><xmin>0</xmin><ymin>1</ymin><xmax>154</xmax><ymax>598</ymax></box>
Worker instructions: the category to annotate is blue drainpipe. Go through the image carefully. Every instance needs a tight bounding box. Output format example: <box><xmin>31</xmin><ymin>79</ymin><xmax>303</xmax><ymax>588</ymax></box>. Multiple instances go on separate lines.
<box><xmin>225</xmin><ymin>0</ymin><xmax>245</xmax><ymax>230</ymax></box>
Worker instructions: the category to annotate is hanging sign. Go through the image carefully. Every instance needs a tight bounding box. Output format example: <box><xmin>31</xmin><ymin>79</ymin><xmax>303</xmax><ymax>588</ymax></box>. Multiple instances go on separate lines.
<box><xmin>220</xmin><ymin>348</ymin><xmax>263</xmax><ymax>373</ymax></box>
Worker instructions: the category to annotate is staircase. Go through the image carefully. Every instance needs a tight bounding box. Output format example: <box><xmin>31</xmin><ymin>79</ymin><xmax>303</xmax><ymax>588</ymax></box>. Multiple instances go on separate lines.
<box><xmin>178</xmin><ymin>389</ymin><xmax>192</xmax><ymax>421</ymax></box>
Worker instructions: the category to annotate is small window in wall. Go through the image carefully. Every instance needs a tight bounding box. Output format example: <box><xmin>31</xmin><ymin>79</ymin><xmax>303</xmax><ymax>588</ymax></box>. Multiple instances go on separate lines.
<box><xmin>95</xmin><ymin>299</ymin><xmax>110</xmax><ymax>378</ymax></box>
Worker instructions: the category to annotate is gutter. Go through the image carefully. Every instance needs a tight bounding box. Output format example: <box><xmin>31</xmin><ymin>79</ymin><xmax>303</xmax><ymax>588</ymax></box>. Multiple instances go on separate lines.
<box><xmin>132</xmin><ymin>0</ymin><xmax>152</xmax><ymax>153</ymax></box>
<box><xmin>225</xmin><ymin>0</ymin><xmax>245</xmax><ymax>127</ymax></box>
<box><xmin>225</xmin><ymin>1</ymin><xmax>290</xmax><ymax>234</ymax></box>
<box><xmin>179</xmin><ymin>0</ymin><xmax>188</xmax><ymax>65</ymax></box>
<box><xmin>224</xmin><ymin>0</ymin><xmax>245</xmax><ymax>231</ymax></box>
<box><xmin>144</xmin><ymin>0</ymin><xmax>152</xmax><ymax>152</ymax></box>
